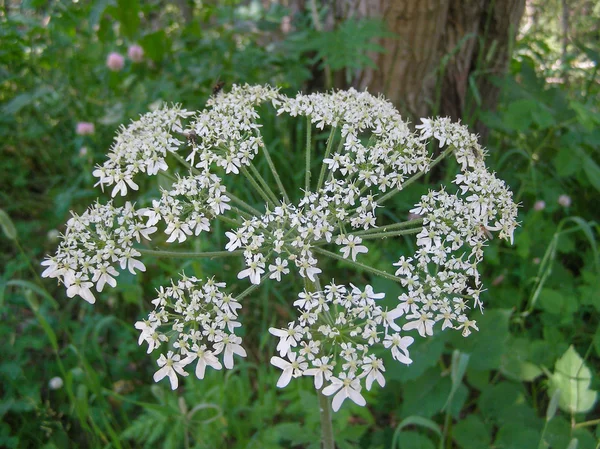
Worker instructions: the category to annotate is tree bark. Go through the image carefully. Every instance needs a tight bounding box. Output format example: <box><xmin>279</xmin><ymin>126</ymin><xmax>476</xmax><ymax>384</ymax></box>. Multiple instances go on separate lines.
<box><xmin>295</xmin><ymin>0</ymin><xmax>526</xmax><ymax>138</ymax></box>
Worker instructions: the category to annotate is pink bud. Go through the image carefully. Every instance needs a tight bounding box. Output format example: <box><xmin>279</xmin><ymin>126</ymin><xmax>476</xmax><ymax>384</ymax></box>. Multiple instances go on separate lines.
<box><xmin>533</xmin><ymin>200</ymin><xmax>545</xmax><ymax>211</ymax></box>
<box><xmin>76</xmin><ymin>122</ymin><xmax>95</xmax><ymax>136</ymax></box>
<box><xmin>127</xmin><ymin>44</ymin><xmax>144</xmax><ymax>63</ymax></box>
<box><xmin>533</xmin><ymin>257</ymin><xmax>541</xmax><ymax>265</ymax></box>
<box><xmin>106</xmin><ymin>52</ymin><xmax>125</xmax><ymax>71</ymax></box>
<box><xmin>557</xmin><ymin>194</ymin><xmax>571</xmax><ymax>208</ymax></box>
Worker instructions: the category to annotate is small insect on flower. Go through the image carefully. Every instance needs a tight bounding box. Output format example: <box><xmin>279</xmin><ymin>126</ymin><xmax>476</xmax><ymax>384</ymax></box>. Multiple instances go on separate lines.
<box><xmin>184</xmin><ymin>129</ymin><xmax>197</xmax><ymax>146</ymax></box>
<box><xmin>212</xmin><ymin>80</ymin><xmax>225</xmax><ymax>96</ymax></box>
<box><xmin>479</xmin><ymin>224</ymin><xmax>494</xmax><ymax>240</ymax></box>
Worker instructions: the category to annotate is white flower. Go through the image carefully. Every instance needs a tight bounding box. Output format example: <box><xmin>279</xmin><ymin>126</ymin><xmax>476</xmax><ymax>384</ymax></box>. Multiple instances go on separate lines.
<box><xmin>213</xmin><ymin>334</ymin><xmax>246</xmax><ymax>369</ymax></box>
<box><xmin>322</xmin><ymin>373</ymin><xmax>366</xmax><ymax>411</ymax></box>
<box><xmin>403</xmin><ymin>311</ymin><xmax>435</xmax><ymax>337</ymax></box>
<box><xmin>184</xmin><ymin>344</ymin><xmax>223</xmax><ymax>379</ymax></box>
<box><xmin>153</xmin><ymin>351</ymin><xmax>190</xmax><ymax>390</ymax></box>
<box><xmin>360</xmin><ymin>355</ymin><xmax>386</xmax><ymax>390</ymax></box>
<box><xmin>66</xmin><ymin>273</ymin><xmax>96</xmax><ymax>304</ymax></box>
<box><xmin>238</xmin><ymin>255</ymin><xmax>265</xmax><ymax>285</ymax></box>
<box><xmin>270</xmin><ymin>351</ymin><xmax>308</xmax><ymax>388</ymax></box>
<box><xmin>339</xmin><ymin>235</ymin><xmax>368</xmax><ymax>261</ymax></box>
<box><xmin>383</xmin><ymin>333</ymin><xmax>414</xmax><ymax>364</ymax></box>
<box><xmin>269</xmin><ymin>324</ymin><xmax>303</xmax><ymax>356</ymax></box>
<box><xmin>268</xmin><ymin>257</ymin><xmax>289</xmax><ymax>281</ymax></box>
<box><xmin>304</xmin><ymin>356</ymin><xmax>334</xmax><ymax>389</ymax></box>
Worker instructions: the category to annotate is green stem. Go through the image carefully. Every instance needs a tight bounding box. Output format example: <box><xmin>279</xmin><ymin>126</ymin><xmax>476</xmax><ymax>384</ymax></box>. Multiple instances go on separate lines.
<box><xmin>262</xmin><ymin>145</ymin><xmax>290</xmax><ymax>203</ymax></box>
<box><xmin>318</xmin><ymin>388</ymin><xmax>335</xmax><ymax>449</ymax></box>
<box><xmin>236</xmin><ymin>282</ymin><xmax>260</xmax><ymax>301</ymax></box>
<box><xmin>313</xmin><ymin>247</ymin><xmax>404</xmax><ymax>284</ymax></box>
<box><xmin>352</xmin><ymin>218</ymin><xmax>425</xmax><ymax>236</ymax></box>
<box><xmin>356</xmin><ymin>228</ymin><xmax>420</xmax><ymax>240</ymax></box>
<box><xmin>305</xmin><ymin>117</ymin><xmax>312</xmax><ymax>192</ymax></box>
<box><xmin>226</xmin><ymin>193</ymin><xmax>263</xmax><ymax>217</ymax></box>
<box><xmin>138</xmin><ymin>248</ymin><xmax>243</xmax><ymax>259</ymax></box>
<box><xmin>316</xmin><ymin>127</ymin><xmax>336</xmax><ymax>192</ymax></box>
<box><xmin>241</xmin><ymin>166</ymin><xmax>276</xmax><ymax>209</ymax></box>
<box><xmin>248</xmin><ymin>163</ymin><xmax>280</xmax><ymax>205</ymax></box>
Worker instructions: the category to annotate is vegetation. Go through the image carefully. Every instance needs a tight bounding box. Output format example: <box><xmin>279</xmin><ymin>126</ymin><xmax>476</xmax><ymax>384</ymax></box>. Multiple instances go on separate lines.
<box><xmin>1</xmin><ymin>1</ymin><xmax>598</xmax><ymax>448</ymax></box>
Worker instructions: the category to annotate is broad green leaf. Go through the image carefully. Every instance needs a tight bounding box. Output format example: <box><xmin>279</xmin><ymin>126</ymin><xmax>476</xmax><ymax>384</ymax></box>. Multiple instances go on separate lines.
<box><xmin>452</xmin><ymin>415</ymin><xmax>490</xmax><ymax>449</ymax></box>
<box><xmin>449</xmin><ymin>309</ymin><xmax>511</xmax><ymax>371</ymax></box>
<box><xmin>393</xmin><ymin>431</ymin><xmax>435</xmax><ymax>449</ymax></box>
<box><xmin>494</xmin><ymin>423</ymin><xmax>540</xmax><ymax>449</ymax></box>
<box><xmin>548</xmin><ymin>346</ymin><xmax>598</xmax><ymax>414</ymax></box>
<box><xmin>140</xmin><ymin>30</ymin><xmax>170</xmax><ymax>62</ymax></box>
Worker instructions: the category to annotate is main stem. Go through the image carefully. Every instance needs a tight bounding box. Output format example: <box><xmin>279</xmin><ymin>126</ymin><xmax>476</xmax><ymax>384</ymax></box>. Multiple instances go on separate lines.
<box><xmin>305</xmin><ymin>277</ymin><xmax>335</xmax><ymax>449</ymax></box>
<box><xmin>318</xmin><ymin>388</ymin><xmax>335</xmax><ymax>449</ymax></box>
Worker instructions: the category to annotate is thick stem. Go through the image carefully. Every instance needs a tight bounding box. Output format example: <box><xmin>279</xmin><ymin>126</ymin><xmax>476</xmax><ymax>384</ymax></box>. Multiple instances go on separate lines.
<box><xmin>303</xmin><ymin>277</ymin><xmax>335</xmax><ymax>449</ymax></box>
<box><xmin>318</xmin><ymin>388</ymin><xmax>335</xmax><ymax>449</ymax></box>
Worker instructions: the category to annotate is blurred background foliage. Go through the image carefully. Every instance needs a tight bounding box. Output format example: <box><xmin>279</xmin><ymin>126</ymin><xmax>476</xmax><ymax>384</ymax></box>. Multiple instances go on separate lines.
<box><xmin>0</xmin><ymin>0</ymin><xmax>599</xmax><ymax>448</ymax></box>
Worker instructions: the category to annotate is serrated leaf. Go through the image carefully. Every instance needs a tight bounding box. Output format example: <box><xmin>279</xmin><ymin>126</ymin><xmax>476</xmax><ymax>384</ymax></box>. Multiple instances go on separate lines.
<box><xmin>548</xmin><ymin>345</ymin><xmax>598</xmax><ymax>414</ymax></box>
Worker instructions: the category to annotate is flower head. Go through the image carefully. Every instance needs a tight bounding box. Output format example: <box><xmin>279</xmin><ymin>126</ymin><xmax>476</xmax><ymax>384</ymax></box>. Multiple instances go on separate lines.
<box><xmin>106</xmin><ymin>52</ymin><xmax>125</xmax><ymax>71</ymax></box>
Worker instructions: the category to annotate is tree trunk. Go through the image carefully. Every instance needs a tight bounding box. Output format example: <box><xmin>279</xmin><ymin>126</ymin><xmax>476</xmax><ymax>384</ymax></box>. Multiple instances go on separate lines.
<box><xmin>299</xmin><ymin>0</ymin><xmax>526</xmax><ymax>138</ymax></box>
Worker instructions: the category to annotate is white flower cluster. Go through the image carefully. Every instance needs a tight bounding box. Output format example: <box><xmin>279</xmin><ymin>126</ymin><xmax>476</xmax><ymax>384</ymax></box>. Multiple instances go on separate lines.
<box><xmin>43</xmin><ymin>85</ymin><xmax>518</xmax><ymax>410</ymax></box>
<box><xmin>140</xmin><ymin>170</ymin><xmax>229</xmax><ymax>243</ymax></box>
<box><xmin>186</xmin><ymin>84</ymin><xmax>281</xmax><ymax>170</ymax></box>
<box><xmin>135</xmin><ymin>274</ymin><xmax>245</xmax><ymax>390</ymax></box>
<box><xmin>93</xmin><ymin>105</ymin><xmax>193</xmax><ymax>197</ymax></box>
<box><xmin>41</xmin><ymin>201</ymin><xmax>154</xmax><ymax>304</ymax></box>
<box><xmin>269</xmin><ymin>283</ymin><xmax>413</xmax><ymax>411</ymax></box>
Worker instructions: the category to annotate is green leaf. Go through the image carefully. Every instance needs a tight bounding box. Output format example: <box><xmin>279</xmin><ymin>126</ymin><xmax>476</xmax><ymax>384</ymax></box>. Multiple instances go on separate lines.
<box><xmin>500</xmin><ymin>337</ymin><xmax>543</xmax><ymax>382</ymax></box>
<box><xmin>0</xmin><ymin>209</ymin><xmax>17</xmax><ymax>241</ymax></box>
<box><xmin>546</xmin><ymin>388</ymin><xmax>561</xmax><ymax>421</ymax></box>
<box><xmin>140</xmin><ymin>30</ymin><xmax>170</xmax><ymax>62</ymax></box>
<box><xmin>537</xmin><ymin>288</ymin><xmax>564</xmax><ymax>315</ymax></box>
<box><xmin>393</xmin><ymin>431</ymin><xmax>435</xmax><ymax>449</ymax></box>
<box><xmin>449</xmin><ymin>309</ymin><xmax>511</xmax><ymax>371</ymax></box>
<box><xmin>452</xmin><ymin>415</ymin><xmax>490</xmax><ymax>449</ymax></box>
<box><xmin>548</xmin><ymin>345</ymin><xmax>598</xmax><ymax>414</ymax></box>
<box><xmin>116</xmin><ymin>0</ymin><xmax>140</xmax><ymax>39</ymax></box>
<box><xmin>495</xmin><ymin>423</ymin><xmax>540</xmax><ymax>449</ymax></box>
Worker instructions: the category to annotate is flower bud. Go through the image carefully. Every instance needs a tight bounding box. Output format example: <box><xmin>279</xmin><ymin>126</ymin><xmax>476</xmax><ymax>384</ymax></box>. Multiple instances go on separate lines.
<box><xmin>533</xmin><ymin>200</ymin><xmax>545</xmax><ymax>211</ymax></box>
